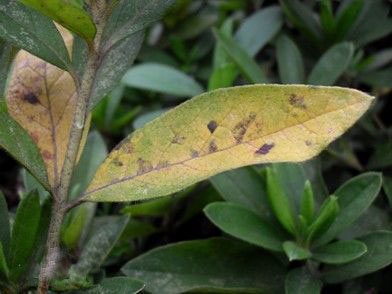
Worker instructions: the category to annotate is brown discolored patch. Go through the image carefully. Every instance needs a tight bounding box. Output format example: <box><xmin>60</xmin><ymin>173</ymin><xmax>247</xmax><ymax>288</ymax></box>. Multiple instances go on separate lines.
<box><xmin>137</xmin><ymin>158</ymin><xmax>153</xmax><ymax>175</ymax></box>
<box><xmin>191</xmin><ymin>150</ymin><xmax>199</xmax><ymax>158</ymax></box>
<box><xmin>42</xmin><ymin>150</ymin><xmax>53</xmax><ymax>160</ymax></box>
<box><xmin>232</xmin><ymin>112</ymin><xmax>257</xmax><ymax>143</ymax></box>
<box><xmin>112</xmin><ymin>158</ymin><xmax>123</xmax><ymax>167</ymax></box>
<box><xmin>207</xmin><ymin>120</ymin><xmax>218</xmax><ymax>133</ymax></box>
<box><xmin>209</xmin><ymin>140</ymin><xmax>218</xmax><ymax>153</ymax></box>
<box><xmin>113</xmin><ymin>137</ymin><xmax>133</xmax><ymax>153</ymax></box>
<box><xmin>171</xmin><ymin>134</ymin><xmax>185</xmax><ymax>144</ymax></box>
<box><xmin>23</xmin><ymin>92</ymin><xmax>40</xmax><ymax>105</ymax></box>
<box><xmin>156</xmin><ymin>161</ymin><xmax>170</xmax><ymax>169</ymax></box>
<box><xmin>289</xmin><ymin>94</ymin><xmax>306</xmax><ymax>109</ymax></box>
<box><xmin>255</xmin><ymin>143</ymin><xmax>275</xmax><ymax>155</ymax></box>
<box><xmin>305</xmin><ymin>140</ymin><xmax>312</xmax><ymax>146</ymax></box>
<box><xmin>31</xmin><ymin>131</ymin><xmax>40</xmax><ymax>144</ymax></box>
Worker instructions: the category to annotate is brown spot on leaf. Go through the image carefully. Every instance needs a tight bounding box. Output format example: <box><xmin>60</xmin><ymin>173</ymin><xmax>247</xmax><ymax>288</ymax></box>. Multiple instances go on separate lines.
<box><xmin>137</xmin><ymin>158</ymin><xmax>153</xmax><ymax>175</ymax></box>
<box><xmin>191</xmin><ymin>150</ymin><xmax>199</xmax><ymax>158</ymax></box>
<box><xmin>209</xmin><ymin>140</ymin><xmax>218</xmax><ymax>153</ymax></box>
<box><xmin>255</xmin><ymin>143</ymin><xmax>275</xmax><ymax>155</ymax></box>
<box><xmin>42</xmin><ymin>150</ymin><xmax>53</xmax><ymax>160</ymax></box>
<box><xmin>232</xmin><ymin>112</ymin><xmax>257</xmax><ymax>143</ymax></box>
<box><xmin>156</xmin><ymin>161</ymin><xmax>170</xmax><ymax>169</ymax></box>
<box><xmin>23</xmin><ymin>93</ymin><xmax>39</xmax><ymax>105</ymax></box>
<box><xmin>305</xmin><ymin>140</ymin><xmax>312</xmax><ymax>146</ymax></box>
<box><xmin>31</xmin><ymin>132</ymin><xmax>40</xmax><ymax>144</ymax></box>
<box><xmin>289</xmin><ymin>94</ymin><xmax>306</xmax><ymax>109</ymax></box>
<box><xmin>112</xmin><ymin>158</ymin><xmax>123</xmax><ymax>167</ymax></box>
<box><xmin>171</xmin><ymin>134</ymin><xmax>185</xmax><ymax>144</ymax></box>
<box><xmin>207</xmin><ymin>120</ymin><xmax>218</xmax><ymax>133</ymax></box>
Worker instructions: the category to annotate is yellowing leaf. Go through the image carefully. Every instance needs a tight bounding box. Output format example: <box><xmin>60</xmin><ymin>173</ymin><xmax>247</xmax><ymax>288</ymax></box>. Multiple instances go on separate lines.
<box><xmin>6</xmin><ymin>28</ymin><xmax>90</xmax><ymax>189</ymax></box>
<box><xmin>84</xmin><ymin>85</ymin><xmax>373</xmax><ymax>202</ymax></box>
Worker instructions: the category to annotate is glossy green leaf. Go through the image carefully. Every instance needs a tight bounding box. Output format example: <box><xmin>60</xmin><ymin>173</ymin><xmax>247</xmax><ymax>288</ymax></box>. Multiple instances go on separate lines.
<box><xmin>213</xmin><ymin>28</ymin><xmax>267</xmax><ymax>83</ymax></box>
<box><xmin>9</xmin><ymin>191</ymin><xmax>41</xmax><ymax>281</ymax></box>
<box><xmin>313</xmin><ymin>240</ymin><xmax>367</xmax><ymax>264</ymax></box>
<box><xmin>307</xmin><ymin>195</ymin><xmax>339</xmax><ymax>243</ymax></box>
<box><xmin>0</xmin><ymin>0</ymin><xmax>70</xmax><ymax>70</ymax></box>
<box><xmin>19</xmin><ymin>0</ymin><xmax>96</xmax><ymax>42</ymax></box>
<box><xmin>267</xmin><ymin>168</ymin><xmax>296</xmax><ymax>235</ymax></box>
<box><xmin>122</xmin><ymin>63</ymin><xmax>204</xmax><ymax>97</ymax></box>
<box><xmin>204</xmin><ymin>202</ymin><xmax>284</xmax><ymax>251</ymax></box>
<box><xmin>301</xmin><ymin>181</ymin><xmax>315</xmax><ymax>225</ymax></box>
<box><xmin>86</xmin><ymin>277</ymin><xmax>145</xmax><ymax>294</ymax></box>
<box><xmin>323</xmin><ymin>231</ymin><xmax>392</xmax><ymax>283</ymax></box>
<box><xmin>276</xmin><ymin>34</ymin><xmax>305</xmax><ymax>84</ymax></box>
<box><xmin>122</xmin><ymin>238</ymin><xmax>286</xmax><ymax>294</ymax></box>
<box><xmin>283</xmin><ymin>241</ymin><xmax>312</xmax><ymax>261</ymax></box>
<box><xmin>0</xmin><ymin>191</ymin><xmax>10</xmax><ymax>261</ymax></box>
<box><xmin>315</xmin><ymin>172</ymin><xmax>382</xmax><ymax>246</ymax></box>
<box><xmin>84</xmin><ymin>85</ymin><xmax>373</xmax><ymax>202</ymax></box>
<box><xmin>0</xmin><ymin>242</ymin><xmax>8</xmax><ymax>281</ymax></box>
<box><xmin>285</xmin><ymin>267</ymin><xmax>322</xmax><ymax>294</ymax></box>
<box><xmin>210</xmin><ymin>167</ymin><xmax>271</xmax><ymax>218</ymax></box>
<box><xmin>89</xmin><ymin>0</ymin><xmax>175</xmax><ymax>109</ymax></box>
<box><xmin>0</xmin><ymin>109</ymin><xmax>49</xmax><ymax>190</ymax></box>
<box><xmin>279</xmin><ymin>0</ymin><xmax>322</xmax><ymax>44</ymax></box>
<box><xmin>308</xmin><ymin>42</ymin><xmax>354</xmax><ymax>86</ymax></box>
<box><xmin>235</xmin><ymin>6</ymin><xmax>283</xmax><ymax>56</ymax></box>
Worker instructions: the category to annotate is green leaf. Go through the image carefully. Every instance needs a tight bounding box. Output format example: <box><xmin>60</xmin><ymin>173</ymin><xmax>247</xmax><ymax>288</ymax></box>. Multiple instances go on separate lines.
<box><xmin>122</xmin><ymin>238</ymin><xmax>286</xmax><ymax>294</ymax></box>
<box><xmin>83</xmin><ymin>85</ymin><xmax>373</xmax><ymax>202</ymax></box>
<box><xmin>285</xmin><ymin>267</ymin><xmax>322</xmax><ymax>294</ymax></box>
<box><xmin>308</xmin><ymin>42</ymin><xmax>354</xmax><ymax>86</ymax></box>
<box><xmin>9</xmin><ymin>191</ymin><xmax>41</xmax><ymax>281</ymax></box>
<box><xmin>279</xmin><ymin>0</ymin><xmax>322</xmax><ymax>44</ymax></box>
<box><xmin>89</xmin><ymin>0</ymin><xmax>175</xmax><ymax>109</ymax></box>
<box><xmin>68</xmin><ymin>216</ymin><xmax>128</xmax><ymax>281</ymax></box>
<box><xmin>358</xmin><ymin>68</ymin><xmax>392</xmax><ymax>87</ymax></box>
<box><xmin>0</xmin><ymin>242</ymin><xmax>9</xmax><ymax>281</ymax></box>
<box><xmin>334</xmin><ymin>0</ymin><xmax>363</xmax><ymax>41</ymax></box>
<box><xmin>19</xmin><ymin>0</ymin><xmax>96</xmax><ymax>42</ymax></box>
<box><xmin>301</xmin><ymin>181</ymin><xmax>315</xmax><ymax>225</ymax></box>
<box><xmin>307</xmin><ymin>195</ymin><xmax>339</xmax><ymax>243</ymax></box>
<box><xmin>267</xmin><ymin>168</ymin><xmax>297</xmax><ymax>235</ymax></box>
<box><xmin>122</xmin><ymin>63</ymin><xmax>204</xmax><ymax>97</ymax></box>
<box><xmin>383</xmin><ymin>175</ymin><xmax>392</xmax><ymax>207</ymax></box>
<box><xmin>213</xmin><ymin>28</ymin><xmax>268</xmax><ymax>84</ymax></box>
<box><xmin>322</xmin><ymin>231</ymin><xmax>392</xmax><ymax>283</ymax></box>
<box><xmin>0</xmin><ymin>191</ymin><xmax>10</xmax><ymax>261</ymax></box>
<box><xmin>283</xmin><ymin>241</ymin><xmax>312</xmax><ymax>261</ymax></box>
<box><xmin>210</xmin><ymin>167</ymin><xmax>271</xmax><ymax>218</ymax></box>
<box><xmin>86</xmin><ymin>277</ymin><xmax>145</xmax><ymax>294</ymax></box>
<box><xmin>314</xmin><ymin>172</ymin><xmax>382</xmax><ymax>246</ymax></box>
<box><xmin>276</xmin><ymin>34</ymin><xmax>305</xmax><ymax>84</ymax></box>
<box><xmin>0</xmin><ymin>109</ymin><xmax>49</xmax><ymax>190</ymax></box>
<box><xmin>21</xmin><ymin>169</ymin><xmax>49</xmax><ymax>202</ymax></box>
<box><xmin>0</xmin><ymin>0</ymin><xmax>71</xmax><ymax>70</ymax></box>
<box><xmin>320</xmin><ymin>0</ymin><xmax>336</xmax><ymax>39</ymax></box>
<box><xmin>204</xmin><ymin>202</ymin><xmax>284</xmax><ymax>251</ymax></box>
<box><xmin>235</xmin><ymin>6</ymin><xmax>283</xmax><ymax>56</ymax></box>
<box><xmin>0</xmin><ymin>41</ymin><xmax>15</xmax><ymax>97</ymax></box>
<box><xmin>313</xmin><ymin>240</ymin><xmax>367</xmax><ymax>264</ymax></box>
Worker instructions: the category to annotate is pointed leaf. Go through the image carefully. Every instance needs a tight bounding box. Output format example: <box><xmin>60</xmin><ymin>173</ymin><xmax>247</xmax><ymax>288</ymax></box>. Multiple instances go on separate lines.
<box><xmin>84</xmin><ymin>85</ymin><xmax>373</xmax><ymax>202</ymax></box>
<box><xmin>0</xmin><ymin>0</ymin><xmax>70</xmax><ymax>70</ymax></box>
<box><xmin>122</xmin><ymin>63</ymin><xmax>204</xmax><ymax>97</ymax></box>
<box><xmin>308</xmin><ymin>42</ymin><xmax>354</xmax><ymax>86</ymax></box>
<box><xmin>334</xmin><ymin>0</ymin><xmax>363</xmax><ymax>41</ymax></box>
<box><xmin>285</xmin><ymin>267</ymin><xmax>322</xmax><ymax>294</ymax></box>
<box><xmin>0</xmin><ymin>191</ymin><xmax>10</xmax><ymax>261</ymax></box>
<box><xmin>121</xmin><ymin>238</ymin><xmax>286</xmax><ymax>294</ymax></box>
<box><xmin>86</xmin><ymin>277</ymin><xmax>145</xmax><ymax>294</ymax></box>
<box><xmin>301</xmin><ymin>180</ymin><xmax>315</xmax><ymax>225</ymax></box>
<box><xmin>204</xmin><ymin>202</ymin><xmax>284</xmax><ymax>251</ymax></box>
<box><xmin>313</xmin><ymin>240</ymin><xmax>367</xmax><ymax>264</ymax></box>
<box><xmin>322</xmin><ymin>231</ymin><xmax>392</xmax><ymax>283</ymax></box>
<box><xmin>6</xmin><ymin>30</ymin><xmax>90</xmax><ymax>188</ymax></box>
<box><xmin>9</xmin><ymin>191</ymin><xmax>41</xmax><ymax>281</ymax></box>
<box><xmin>267</xmin><ymin>168</ymin><xmax>297</xmax><ymax>235</ymax></box>
<box><xmin>213</xmin><ymin>28</ymin><xmax>268</xmax><ymax>84</ymax></box>
<box><xmin>19</xmin><ymin>0</ymin><xmax>96</xmax><ymax>42</ymax></box>
<box><xmin>0</xmin><ymin>242</ymin><xmax>8</xmax><ymax>281</ymax></box>
<box><xmin>283</xmin><ymin>241</ymin><xmax>312</xmax><ymax>261</ymax></box>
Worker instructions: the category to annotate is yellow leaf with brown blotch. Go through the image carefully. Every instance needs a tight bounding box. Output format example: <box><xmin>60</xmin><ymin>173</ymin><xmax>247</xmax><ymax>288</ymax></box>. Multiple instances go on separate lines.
<box><xmin>84</xmin><ymin>84</ymin><xmax>373</xmax><ymax>202</ymax></box>
<box><xmin>6</xmin><ymin>27</ymin><xmax>90</xmax><ymax>189</ymax></box>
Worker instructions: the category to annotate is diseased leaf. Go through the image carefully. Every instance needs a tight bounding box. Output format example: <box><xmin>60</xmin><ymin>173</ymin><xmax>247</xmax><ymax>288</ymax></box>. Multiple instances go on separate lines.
<box><xmin>0</xmin><ymin>0</ymin><xmax>71</xmax><ymax>70</ymax></box>
<box><xmin>88</xmin><ymin>0</ymin><xmax>175</xmax><ymax>109</ymax></box>
<box><xmin>19</xmin><ymin>0</ymin><xmax>96</xmax><ymax>42</ymax></box>
<box><xmin>84</xmin><ymin>85</ymin><xmax>373</xmax><ymax>202</ymax></box>
<box><xmin>6</xmin><ymin>29</ymin><xmax>90</xmax><ymax>188</ymax></box>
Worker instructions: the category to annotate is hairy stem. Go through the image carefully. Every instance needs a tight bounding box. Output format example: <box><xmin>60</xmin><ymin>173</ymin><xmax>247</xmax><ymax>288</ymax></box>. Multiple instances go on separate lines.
<box><xmin>37</xmin><ymin>1</ymin><xmax>107</xmax><ymax>293</ymax></box>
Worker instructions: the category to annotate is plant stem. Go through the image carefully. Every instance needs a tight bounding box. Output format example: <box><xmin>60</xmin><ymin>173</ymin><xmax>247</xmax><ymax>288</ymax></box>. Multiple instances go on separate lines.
<box><xmin>37</xmin><ymin>1</ymin><xmax>107</xmax><ymax>293</ymax></box>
